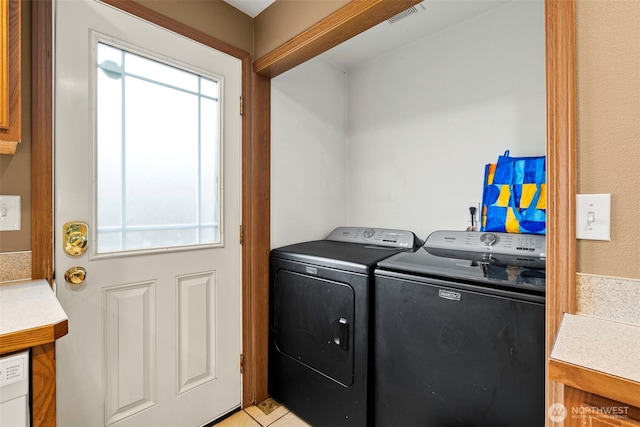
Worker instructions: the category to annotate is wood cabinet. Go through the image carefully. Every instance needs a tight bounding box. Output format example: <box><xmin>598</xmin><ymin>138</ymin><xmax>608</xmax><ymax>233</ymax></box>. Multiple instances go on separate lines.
<box><xmin>564</xmin><ymin>386</ymin><xmax>640</xmax><ymax>427</ymax></box>
<box><xmin>550</xmin><ymin>358</ymin><xmax>640</xmax><ymax>427</ymax></box>
<box><xmin>0</xmin><ymin>0</ymin><xmax>21</xmax><ymax>154</ymax></box>
<box><xmin>0</xmin><ymin>280</ymin><xmax>69</xmax><ymax>427</ymax></box>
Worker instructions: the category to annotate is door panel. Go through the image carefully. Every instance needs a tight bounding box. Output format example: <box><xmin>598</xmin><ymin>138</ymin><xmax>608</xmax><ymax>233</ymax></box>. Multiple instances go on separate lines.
<box><xmin>54</xmin><ymin>1</ymin><xmax>242</xmax><ymax>426</ymax></box>
<box><xmin>104</xmin><ymin>281</ymin><xmax>156</xmax><ymax>424</ymax></box>
<box><xmin>177</xmin><ymin>271</ymin><xmax>217</xmax><ymax>394</ymax></box>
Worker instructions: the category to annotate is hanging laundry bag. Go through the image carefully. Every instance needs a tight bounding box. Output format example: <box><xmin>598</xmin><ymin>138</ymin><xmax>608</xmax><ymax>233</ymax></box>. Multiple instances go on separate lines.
<box><xmin>481</xmin><ymin>150</ymin><xmax>546</xmax><ymax>235</ymax></box>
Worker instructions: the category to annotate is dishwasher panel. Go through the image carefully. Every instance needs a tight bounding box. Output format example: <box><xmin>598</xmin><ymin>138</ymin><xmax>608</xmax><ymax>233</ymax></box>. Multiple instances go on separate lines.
<box><xmin>0</xmin><ymin>351</ymin><xmax>30</xmax><ymax>427</ymax></box>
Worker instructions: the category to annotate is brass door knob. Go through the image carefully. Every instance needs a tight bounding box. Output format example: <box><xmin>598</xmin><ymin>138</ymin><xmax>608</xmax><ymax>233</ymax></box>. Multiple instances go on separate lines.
<box><xmin>64</xmin><ymin>266</ymin><xmax>87</xmax><ymax>285</ymax></box>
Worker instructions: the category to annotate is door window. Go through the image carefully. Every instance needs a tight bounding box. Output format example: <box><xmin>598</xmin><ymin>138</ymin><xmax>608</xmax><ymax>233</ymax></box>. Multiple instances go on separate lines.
<box><xmin>95</xmin><ymin>40</ymin><xmax>222</xmax><ymax>255</ymax></box>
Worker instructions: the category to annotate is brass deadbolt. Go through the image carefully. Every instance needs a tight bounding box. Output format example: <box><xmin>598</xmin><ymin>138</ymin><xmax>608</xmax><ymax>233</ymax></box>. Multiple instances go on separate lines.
<box><xmin>64</xmin><ymin>222</ymin><xmax>88</xmax><ymax>256</ymax></box>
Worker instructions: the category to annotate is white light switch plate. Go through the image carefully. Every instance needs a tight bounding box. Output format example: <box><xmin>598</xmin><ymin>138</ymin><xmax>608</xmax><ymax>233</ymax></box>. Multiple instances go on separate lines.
<box><xmin>0</xmin><ymin>195</ymin><xmax>21</xmax><ymax>231</ymax></box>
<box><xmin>576</xmin><ymin>194</ymin><xmax>611</xmax><ymax>241</ymax></box>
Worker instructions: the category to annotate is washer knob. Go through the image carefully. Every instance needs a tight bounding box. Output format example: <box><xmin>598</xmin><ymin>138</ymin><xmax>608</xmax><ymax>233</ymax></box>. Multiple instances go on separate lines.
<box><xmin>362</xmin><ymin>228</ymin><xmax>375</xmax><ymax>239</ymax></box>
<box><xmin>480</xmin><ymin>233</ymin><xmax>497</xmax><ymax>247</ymax></box>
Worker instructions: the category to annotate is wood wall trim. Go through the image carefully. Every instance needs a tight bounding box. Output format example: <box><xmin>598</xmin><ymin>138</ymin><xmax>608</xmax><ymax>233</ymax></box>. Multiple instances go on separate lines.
<box><xmin>249</xmin><ymin>73</ymin><xmax>271</xmax><ymax>403</ymax></box>
<box><xmin>545</xmin><ymin>0</ymin><xmax>577</xmax><ymax>421</ymax></box>
<box><xmin>253</xmin><ymin>0</ymin><xmax>421</xmax><ymax>78</ymax></box>
<box><xmin>32</xmin><ymin>343</ymin><xmax>57</xmax><ymax>427</ymax></box>
<box><xmin>32</xmin><ymin>0</ymin><xmax>53</xmax><ymax>283</ymax></box>
<box><xmin>30</xmin><ymin>5</ymin><xmax>57</xmax><ymax>426</ymax></box>
<box><xmin>550</xmin><ymin>359</ymin><xmax>640</xmax><ymax>409</ymax></box>
<box><xmin>241</xmin><ymin>52</ymin><xmax>255</xmax><ymax>407</ymax></box>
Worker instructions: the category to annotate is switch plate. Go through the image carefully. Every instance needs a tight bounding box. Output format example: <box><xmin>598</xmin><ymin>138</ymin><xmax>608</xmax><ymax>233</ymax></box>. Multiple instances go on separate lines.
<box><xmin>576</xmin><ymin>194</ymin><xmax>611</xmax><ymax>241</ymax></box>
<box><xmin>0</xmin><ymin>195</ymin><xmax>21</xmax><ymax>231</ymax></box>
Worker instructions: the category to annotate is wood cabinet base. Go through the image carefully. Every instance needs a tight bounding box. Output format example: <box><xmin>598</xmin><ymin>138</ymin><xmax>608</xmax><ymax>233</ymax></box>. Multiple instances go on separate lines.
<box><xmin>564</xmin><ymin>386</ymin><xmax>640</xmax><ymax>427</ymax></box>
<box><xmin>31</xmin><ymin>343</ymin><xmax>57</xmax><ymax>427</ymax></box>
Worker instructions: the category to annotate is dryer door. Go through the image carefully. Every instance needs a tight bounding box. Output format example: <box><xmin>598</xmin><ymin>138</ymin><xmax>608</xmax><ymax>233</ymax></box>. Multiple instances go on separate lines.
<box><xmin>274</xmin><ymin>270</ymin><xmax>355</xmax><ymax>386</ymax></box>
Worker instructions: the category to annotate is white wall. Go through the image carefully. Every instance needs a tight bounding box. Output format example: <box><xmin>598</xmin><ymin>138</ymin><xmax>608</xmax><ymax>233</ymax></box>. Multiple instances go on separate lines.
<box><xmin>346</xmin><ymin>0</ymin><xmax>545</xmax><ymax>240</ymax></box>
<box><xmin>270</xmin><ymin>57</ymin><xmax>348</xmax><ymax>248</ymax></box>
<box><xmin>271</xmin><ymin>0</ymin><xmax>545</xmax><ymax>247</ymax></box>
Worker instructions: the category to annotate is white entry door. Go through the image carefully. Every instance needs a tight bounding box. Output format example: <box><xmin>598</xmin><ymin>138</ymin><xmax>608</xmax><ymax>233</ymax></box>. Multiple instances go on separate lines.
<box><xmin>54</xmin><ymin>1</ymin><xmax>242</xmax><ymax>426</ymax></box>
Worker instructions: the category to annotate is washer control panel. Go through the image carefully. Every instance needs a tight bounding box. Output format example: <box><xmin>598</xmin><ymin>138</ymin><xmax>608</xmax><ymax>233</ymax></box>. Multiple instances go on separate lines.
<box><xmin>326</xmin><ymin>227</ymin><xmax>417</xmax><ymax>248</ymax></box>
<box><xmin>425</xmin><ymin>230</ymin><xmax>546</xmax><ymax>259</ymax></box>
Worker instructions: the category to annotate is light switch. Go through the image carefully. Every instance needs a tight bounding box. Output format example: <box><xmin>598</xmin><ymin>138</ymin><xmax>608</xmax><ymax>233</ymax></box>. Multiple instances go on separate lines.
<box><xmin>576</xmin><ymin>194</ymin><xmax>611</xmax><ymax>241</ymax></box>
<box><xmin>0</xmin><ymin>195</ymin><xmax>21</xmax><ymax>231</ymax></box>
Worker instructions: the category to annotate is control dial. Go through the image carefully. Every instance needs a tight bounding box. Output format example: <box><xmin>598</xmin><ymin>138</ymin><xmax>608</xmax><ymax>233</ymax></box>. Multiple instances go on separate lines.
<box><xmin>362</xmin><ymin>228</ymin><xmax>375</xmax><ymax>239</ymax></box>
<box><xmin>480</xmin><ymin>233</ymin><xmax>497</xmax><ymax>247</ymax></box>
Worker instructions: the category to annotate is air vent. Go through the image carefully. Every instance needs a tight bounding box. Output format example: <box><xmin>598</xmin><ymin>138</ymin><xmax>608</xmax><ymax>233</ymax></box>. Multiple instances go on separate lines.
<box><xmin>387</xmin><ymin>2</ymin><xmax>426</xmax><ymax>24</ymax></box>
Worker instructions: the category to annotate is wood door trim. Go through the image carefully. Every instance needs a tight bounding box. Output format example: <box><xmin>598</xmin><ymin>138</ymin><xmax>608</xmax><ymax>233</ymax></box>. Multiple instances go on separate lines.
<box><xmin>251</xmin><ymin>0</ymin><xmax>577</xmax><ymax>416</ymax></box>
<box><xmin>545</xmin><ymin>0</ymin><xmax>577</xmax><ymax>417</ymax></box>
<box><xmin>253</xmin><ymin>0</ymin><xmax>422</xmax><ymax>78</ymax></box>
<box><xmin>32</xmin><ymin>0</ymin><xmax>576</xmax><ymax>415</ymax></box>
<box><xmin>32</xmin><ymin>0</ymin><xmax>53</xmax><ymax>283</ymax></box>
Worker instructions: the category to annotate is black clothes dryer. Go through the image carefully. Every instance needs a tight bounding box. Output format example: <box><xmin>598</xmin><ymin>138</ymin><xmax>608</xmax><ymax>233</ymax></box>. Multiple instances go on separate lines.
<box><xmin>374</xmin><ymin>230</ymin><xmax>546</xmax><ymax>427</ymax></box>
<box><xmin>269</xmin><ymin>227</ymin><xmax>422</xmax><ymax>427</ymax></box>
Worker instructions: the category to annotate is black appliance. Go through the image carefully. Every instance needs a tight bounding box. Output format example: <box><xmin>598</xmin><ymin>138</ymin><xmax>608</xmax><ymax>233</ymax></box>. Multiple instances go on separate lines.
<box><xmin>269</xmin><ymin>227</ymin><xmax>422</xmax><ymax>427</ymax></box>
<box><xmin>374</xmin><ymin>230</ymin><xmax>546</xmax><ymax>427</ymax></box>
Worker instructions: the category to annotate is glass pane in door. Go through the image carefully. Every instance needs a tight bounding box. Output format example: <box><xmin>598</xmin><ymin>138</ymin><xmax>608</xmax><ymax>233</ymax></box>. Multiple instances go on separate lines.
<box><xmin>95</xmin><ymin>42</ymin><xmax>221</xmax><ymax>255</ymax></box>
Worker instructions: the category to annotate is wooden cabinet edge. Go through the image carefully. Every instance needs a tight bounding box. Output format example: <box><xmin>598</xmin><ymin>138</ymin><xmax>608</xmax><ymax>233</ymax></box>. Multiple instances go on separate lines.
<box><xmin>0</xmin><ymin>318</ymin><xmax>69</xmax><ymax>355</ymax></box>
<box><xmin>0</xmin><ymin>139</ymin><xmax>18</xmax><ymax>154</ymax></box>
<box><xmin>549</xmin><ymin>358</ymin><xmax>640</xmax><ymax>409</ymax></box>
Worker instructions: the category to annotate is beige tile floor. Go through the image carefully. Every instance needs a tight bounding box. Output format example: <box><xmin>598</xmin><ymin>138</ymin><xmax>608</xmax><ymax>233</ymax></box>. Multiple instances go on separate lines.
<box><xmin>214</xmin><ymin>399</ymin><xmax>311</xmax><ymax>427</ymax></box>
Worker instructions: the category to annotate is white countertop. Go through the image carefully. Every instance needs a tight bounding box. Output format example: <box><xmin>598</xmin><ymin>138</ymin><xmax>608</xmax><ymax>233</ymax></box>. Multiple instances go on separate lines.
<box><xmin>0</xmin><ymin>279</ymin><xmax>68</xmax><ymax>336</ymax></box>
<box><xmin>551</xmin><ymin>313</ymin><xmax>640</xmax><ymax>383</ymax></box>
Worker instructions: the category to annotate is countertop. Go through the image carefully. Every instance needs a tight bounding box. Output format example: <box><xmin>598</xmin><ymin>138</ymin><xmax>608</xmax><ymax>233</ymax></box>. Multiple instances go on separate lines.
<box><xmin>0</xmin><ymin>279</ymin><xmax>69</xmax><ymax>354</ymax></box>
<box><xmin>550</xmin><ymin>313</ymin><xmax>640</xmax><ymax>408</ymax></box>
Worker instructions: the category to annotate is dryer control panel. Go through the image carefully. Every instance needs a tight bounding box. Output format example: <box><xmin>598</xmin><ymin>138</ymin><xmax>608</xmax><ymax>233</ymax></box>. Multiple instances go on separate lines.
<box><xmin>326</xmin><ymin>227</ymin><xmax>418</xmax><ymax>248</ymax></box>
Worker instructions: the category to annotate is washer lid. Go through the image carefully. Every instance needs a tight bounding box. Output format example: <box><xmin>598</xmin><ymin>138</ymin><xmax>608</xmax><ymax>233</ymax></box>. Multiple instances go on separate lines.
<box><xmin>378</xmin><ymin>246</ymin><xmax>545</xmax><ymax>294</ymax></box>
<box><xmin>272</xmin><ymin>240</ymin><xmax>411</xmax><ymax>273</ymax></box>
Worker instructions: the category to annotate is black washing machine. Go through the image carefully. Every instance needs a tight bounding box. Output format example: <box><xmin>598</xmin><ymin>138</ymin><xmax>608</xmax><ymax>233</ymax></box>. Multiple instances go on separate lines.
<box><xmin>374</xmin><ymin>230</ymin><xmax>546</xmax><ymax>427</ymax></box>
<box><xmin>269</xmin><ymin>227</ymin><xmax>422</xmax><ymax>427</ymax></box>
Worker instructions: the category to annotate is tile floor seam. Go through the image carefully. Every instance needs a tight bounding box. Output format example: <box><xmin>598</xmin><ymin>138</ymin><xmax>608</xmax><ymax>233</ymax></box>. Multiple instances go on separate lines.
<box><xmin>244</xmin><ymin>408</ymin><xmax>289</xmax><ymax>427</ymax></box>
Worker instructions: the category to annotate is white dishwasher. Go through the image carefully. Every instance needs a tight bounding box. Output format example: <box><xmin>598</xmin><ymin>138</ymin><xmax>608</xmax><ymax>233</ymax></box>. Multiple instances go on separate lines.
<box><xmin>0</xmin><ymin>351</ymin><xmax>30</xmax><ymax>427</ymax></box>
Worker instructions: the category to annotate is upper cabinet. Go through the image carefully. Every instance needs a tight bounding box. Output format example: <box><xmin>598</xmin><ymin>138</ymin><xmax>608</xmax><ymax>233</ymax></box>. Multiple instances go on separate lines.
<box><xmin>0</xmin><ymin>0</ymin><xmax>21</xmax><ymax>154</ymax></box>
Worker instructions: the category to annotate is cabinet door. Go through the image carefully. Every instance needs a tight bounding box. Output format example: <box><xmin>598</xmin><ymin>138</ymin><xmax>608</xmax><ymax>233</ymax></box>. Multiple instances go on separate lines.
<box><xmin>0</xmin><ymin>0</ymin><xmax>20</xmax><ymax>154</ymax></box>
<box><xmin>581</xmin><ymin>405</ymin><xmax>640</xmax><ymax>427</ymax></box>
<box><xmin>564</xmin><ymin>386</ymin><xmax>640</xmax><ymax>427</ymax></box>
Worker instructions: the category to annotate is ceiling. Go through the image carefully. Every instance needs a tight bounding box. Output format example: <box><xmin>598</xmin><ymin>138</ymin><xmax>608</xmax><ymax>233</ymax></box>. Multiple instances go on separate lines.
<box><xmin>225</xmin><ymin>0</ymin><xmax>511</xmax><ymax>69</ymax></box>
<box><xmin>224</xmin><ymin>0</ymin><xmax>275</xmax><ymax>18</ymax></box>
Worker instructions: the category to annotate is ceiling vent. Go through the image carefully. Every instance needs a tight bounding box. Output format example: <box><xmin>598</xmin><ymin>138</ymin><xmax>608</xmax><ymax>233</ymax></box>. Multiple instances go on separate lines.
<box><xmin>387</xmin><ymin>2</ymin><xmax>426</xmax><ymax>24</ymax></box>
